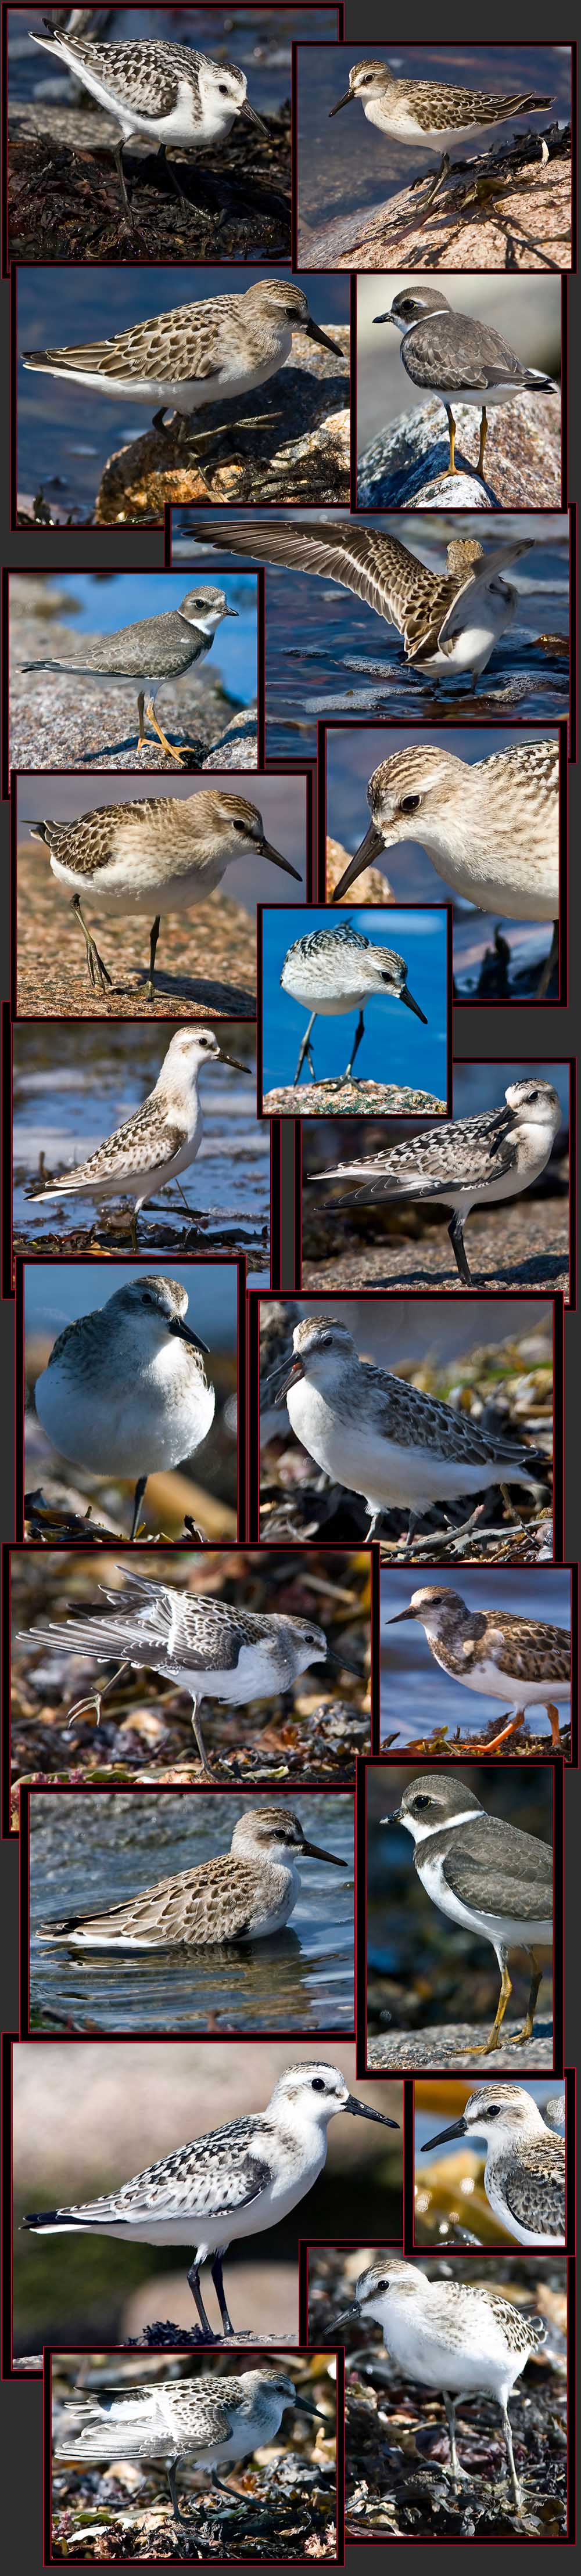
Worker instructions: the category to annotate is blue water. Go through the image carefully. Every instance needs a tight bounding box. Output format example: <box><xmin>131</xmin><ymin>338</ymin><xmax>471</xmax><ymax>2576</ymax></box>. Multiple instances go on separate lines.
<box><xmin>261</xmin><ymin>904</ymin><xmax>448</xmax><ymax>1098</ymax></box>
<box><xmin>10</xmin><ymin>6</ymin><xmax>339</xmax><ymax>112</ymax></box>
<box><xmin>381</xmin><ymin>1564</ymin><xmax>572</xmax><ymax>1745</ymax></box>
<box><xmin>24</xmin><ymin>1257</ymin><xmax>238</xmax><ymax>1350</ymax></box>
<box><xmin>20</xmin><ymin>569</ymin><xmax>255</xmax><ymax>707</ymax></box>
<box><xmin>296</xmin><ymin>41</ymin><xmax>571</xmax><ymax>247</ymax></box>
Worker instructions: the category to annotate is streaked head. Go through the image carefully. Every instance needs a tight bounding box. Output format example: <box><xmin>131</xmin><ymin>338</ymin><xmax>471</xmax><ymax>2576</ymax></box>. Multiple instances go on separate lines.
<box><xmin>336</xmin><ymin>2255</ymin><xmax>414</xmax><ymax>2328</ymax></box>
<box><xmin>244</xmin><ymin>279</ymin><xmax>342</xmax><ymax>355</ymax></box>
<box><xmin>157</xmin><ymin>1027</ymin><xmax>246</xmax><ymax>1084</ymax></box>
<box><xmin>249</xmin><ymin>2368</ymin><xmax>327</xmax><ymax>2420</ymax></box>
<box><xmin>504</xmin><ymin>1078</ymin><xmax>561</xmax><ymax>1134</ymax></box>
<box><xmin>200</xmin><ymin>791</ymin><xmax>302</xmax><ymax>880</ymax></box>
<box><xmin>422</xmin><ymin>2081</ymin><xmax>548</xmax><ymax>2154</ymax></box>
<box><xmin>198</xmin><ymin>55</ymin><xmax>267</xmax><ymax>132</ymax></box>
<box><xmin>231</xmin><ymin>1807</ymin><xmax>346</xmax><ymax>1868</ymax></box>
<box><xmin>271</xmin><ymin>1315</ymin><xmax>358</xmax><ymax>1406</ymax></box>
<box><xmin>330</xmin><ymin>60</ymin><xmax>390</xmax><ymax>114</ymax></box>
<box><xmin>105</xmin><ymin>1275</ymin><xmax>210</xmax><ymax>1357</ymax></box>
<box><xmin>331</xmin><ymin>749</ymin><xmax>464</xmax><ymax>899</ymax></box>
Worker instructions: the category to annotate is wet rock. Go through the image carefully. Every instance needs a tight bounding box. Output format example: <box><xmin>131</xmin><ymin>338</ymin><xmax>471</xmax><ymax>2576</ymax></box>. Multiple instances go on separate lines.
<box><xmin>95</xmin><ymin>330</ymin><xmax>350</xmax><ymax>524</ymax></box>
<box><xmin>358</xmin><ymin>386</ymin><xmax>561</xmax><ymax>510</ymax></box>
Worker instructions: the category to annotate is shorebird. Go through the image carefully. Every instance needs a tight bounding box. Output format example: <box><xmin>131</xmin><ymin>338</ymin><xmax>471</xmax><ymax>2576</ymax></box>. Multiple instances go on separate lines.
<box><xmin>21</xmin><ymin>281</ymin><xmax>343</xmax><ymax>447</ymax></box>
<box><xmin>268</xmin><ymin>1315</ymin><xmax>550</xmax><ymax>1549</ymax></box>
<box><xmin>19</xmin><ymin>1563</ymin><xmax>354</xmax><ymax>1772</ymax></box>
<box><xmin>383</xmin><ymin>1772</ymin><xmax>553</xmax><ymax>2052</ymax></box>
<box><xmin>24</xmin><ymin>2061</ymin><xmax>397</xmax><ymax>2338</ymax></box>
<box><xmin>30</xmin><ymin>23</ymin><xmax>267</xmax><ymax>209</ymax></box>
<box><xmin>422</xmin><ymin>2082</ymin><xmax>565</xmax><ymax>2245</ymax></box>
<box><xmin>187</xmin><ymin>516</ymin><xmax>533</xmax><ymax>686</ymax></box>
<box><xmin>32</xmin><ymin>1275</ymin><xmax>216</xmax><ymax>1543</ymax></box>
<box><xmin>330</xmin><ymin>59</ymin><xmax>553</xmax><ymax>194</ymax></box>
<box><xmin>388</xmin><ymin>1583</ymin><xmax>571</xmax><ymax>1748</ymax></box>
<box><xmin>27</xmin><ymin>1026</ymin><xmax>248</xmax><ymax>1252</ymax></box>
<box><xmin>281</xmin><ymin>920</ymin><xmax>426</xmax><ymax>1086</ymax></box>
<box><xmin>27</xmin><ymin>791</ymin><xmax>300</xmax><ymax>998</ymax></box>
<box><xmin>312</xmin><ymin>1079</ymin><xmax>562</xmax><ymax>1284</ymax></box>
<box><xmin>336</xmin><ymin>2254</ymin><xmax>546</xmax><ymax>2508</ymax></box>
<box><xmin>21</xmin><ymin>585</ymin><xmax>239</xmax><ymax>765</ymax></box>
<box><xmin>55</xmin><ymin>2366</ymin><xmax>325</xmax><ymax>2524</ymax></box>
<box><xmin>38</xmin><ymin>1804</ymin><xmax>347</xmax><ymax>1948</ymax></box>
<box><xmin>374</xmin><ymin>286</ymin><xmax>555</xmax><ymax>480</ymax></box>
<box><xmin>332</xmin><ymin>737</ymin><xmax>560</xmax><ymax>996</ymax></box>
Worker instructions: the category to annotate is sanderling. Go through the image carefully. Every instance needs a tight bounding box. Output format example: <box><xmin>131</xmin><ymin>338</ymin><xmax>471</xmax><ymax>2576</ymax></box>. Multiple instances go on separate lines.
<box><xmin>55</xmin><ymin>2366</ymin><xmax>324</xmax><ymax>2524</ymax></box>
<box><xmin>28</xmin><ymin>790</ymin><xmax>300</xmax><ymax>998</ymax></box>
<box><xmin>374</xmin><ymin>286</ymin><xmax>555</xmax><ymax>481</ymax></box>
<box><xmin>24</xmin><ymin>2060</ymin><xmax>397</xmax><ymax>2339</ymax></box>
<box><xmin>38</xmin><ymin>1803</ymin><xmax>347</xmax><ymax>1949</ymax></box>
<box><xmin>32</xmin><ymin>1275</ymin><xmax>216</xmax><ymax>1544</ymax></box>
<box><xmin>336</xmin><ymin>2254</ymin><xmax>546</xmax><ymax>2509</ymax></box>
<box><xmin>330</xmin><ymin>60</ymin><xmax>553</xmax><ymax>194</ymax></box>
<box><xmin>422</xmin><ymin>2082</ymin><xmax>565</xmax><ymax>2246</ymax></box>
<box><xmin>383</xmin><ymin>1771</ymin><xmax>553</xmax><ymax>2052</ymax></box>
<box><xmin>313</xmin><ymin>1080</ymin><xmax>562</xmax><ymax>1283</ymax></box>
<box><xmin>19</xmin><ymin>1563</ymin><xmax>353</xmax><ymax>1773</ymax></box>
<box><xmin>268</xmin><ymin>1315</ymin><xmax>550</xmax><ymax>1549</ymax></box>
<box><xmin>30</xmin><ymin>26</ymin><xmax>267</xmax><ymax>210</ymax></box>
<box><xmin>21</xmin><ymin>281</ymin><xmax>343</xmax><ymax>451</ymax></box>
<box><xmin>388</xmin><ymin>1583</ymin><xmax>571</xmax><ymax>1748</ymax></box>
<box><xmin>333</xmin><ymin>738</ymin><xmax>560</xmax><ymax>996</ymax></box>
<box><xmin>280</xmin><ymin>920</ymin><xmax>427</xmax><ymax>1086</ymax></box>
<box><xmin>28</xmin><ymin>1026</ymin><xmax>246</xmax><ymax>1254</ymax></box>
<box><xmin>21</xmin><ymin>585</ymin><xmax>239</xmax><ymax>767</ymax></box>
<box><xmin>188</xmin><ymin>516</ymin><xmax>532</xmax><ymax>685</ymax></box>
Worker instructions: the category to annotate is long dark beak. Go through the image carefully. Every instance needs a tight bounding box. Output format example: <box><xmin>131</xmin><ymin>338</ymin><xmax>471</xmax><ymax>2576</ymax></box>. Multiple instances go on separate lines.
<box><xmin>301</xmin><ymin>1837</ymin><xmax>347</xmax><ymax>1868</ymax></box>
<box><xmin>241</xmin><ymin>100</ymin><xmax>268</xmax><ymax>133</ymax></box>
<box><xmin>264</xmin><ymin>1355</ymin><xmax>304</xmax><ymax>1409</ymax></box>
<box><xmin>343</xmin><ymin>2093</ymin><xmax>399</xmax><ymax>2128</ymax></box>
<box><xmin>325</xmin><ymin>1643</ymin><xmax>362</xmax><ymax>1678</ymax></box>
<box><xmin>218</xmin><ymin>1050</ymin><xmax>247</xmax><ymax>1073</ymax></box>
<box><xmin>259</xmin><ymin>840</ymin><xmax>302</xmax><ymax>881</ymax></box>
<box><xmin>168</xmin><ymin>1318</ymin><xmax>210</xmax><ymax>1354</ymax></box>
<box><xmin>293</xmin><ymin>2396</ymin><xmax>328</xmax><ymax>2419</ymax></box>
<box><xmin>400</xmin><ymin>983</ymin><xmax>428</xmax><ymax>1026</ymax></box>
<box><xmin>422</xmin><ymin>2116</ymin><xmax>468</xmax><ymax>2152</ymax></box>
<box><xmin>333</xmin><ymin>822</ymin><xmax>385</xmax><ymax>901</ymax></box>
<box><xmin>329</xmin><ymin>89</ymin><xmax>353</xmax><ymax>116</ymax></box>
<box><xmin>304</xmin><ymin>317</ymin><xmax>344</xmax><ymax>355</ymax></box>
<box><xmin>388</xmin><ymin>1606</ymin><xmax>417</xmax><ymax>1624</ymax></box>
<box><xmin>334</xmin><ymin>2303</ymin><xmax>362</xmax><ymax>2326</ymax></box>
<box><xmin>224</xmin><ymin>606</ymin><xmax>239</xmax><ymax>617</ymax></box>
<box><xmin>373</xmin><ymin>310</ymin><xmax>396</xmax><ymax>326</ymax></box>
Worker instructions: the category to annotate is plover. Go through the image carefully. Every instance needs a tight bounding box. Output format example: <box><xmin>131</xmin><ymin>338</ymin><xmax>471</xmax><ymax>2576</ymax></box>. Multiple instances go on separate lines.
<box><xmin>55</xmin><ymin>2366</ymin><xmax>324</xmax><ymax>2524</ymax></box>
<box><xmin>312</xmin><ymin>1080</ymin><xmax>562</xmax><ymax>1285</ymax></box>
<box><xmin>336</xmin><ymin>2254</ymin><xmax>546</xmax><ymax>2509</ymax></box>
<box><xmin>332</xmin><ymin>739</ymin><xmax>560</xmax><ymax>996</ymax></box>
<box><xmin>21</xmin><ymin>585</ymin><xmax>238</xmax><ymax>767</ymax></box>
<box><xmin>280</xmin><ymin>920</ymin><xmax>427</xmax><ymax>1086</ymax></box>
<box><xmin>38</xmin><ymin>1804</ymin><xmax>347</xmax><ymax>1949</ymax></box>
<box><xmin>27</xmin><ymin>1026</ymin><xmax>246</xmax><ymax>1253</ymax></box>
<box><xmin>30</xmin><ymin>25</ymin><xmax>267</xmax><ymax>210</ymax></box>
<box><xmin>330</xmin><ymin>60</ymin><xmax>553</xmax><ymax>193</ymax></box>
<box><xmin>21</xmin><ymin>281</ymin><xmax>343</xmax><ymax>447</ymax></box>
<box><xmin>31</xmin><ymin>1275</ymin><xmax>216</xmax><ymax>1544</ymax></box>
<box><xmin>27</xmin><ymin>791</ymin><xmax>300</xmax><ymax>999</ymax></box>
<box><xmin>188</xmin><ymin>516</ymin><xmax>533</xmax><ymax>686</ymax></box>
<box><xmin>19</xmin><ymin>1563</ymin><xmax>353</xmax><ymax>1772</ymax></box>
<box><xmin>268</xmin><ymin>1315</ymin><xmax>550</xmax><ymax>1548</ymax></box>
<box><xmin>422</xmin><ymin>2082</ymin><xmax>565</xmax><ymax>2246</ymax></box>
<box><xmin>388</xmin><ymin>1583</ymin><xmax>571</xmax><ymax>1748</ymax></box>
<box><xmin>383</xmin><ymin>1772</ymin><xmax>553</xmax><ymax>2052</ymax></box>
<box><xmin>24</xmin><ymin>2061</ymin><xmax>397</xmax><ymax>2338</ymax></box>
<box><xmin>374</xmin><ymin>286</ymin><xmax>555</xmax><ymax>480</ymax></box>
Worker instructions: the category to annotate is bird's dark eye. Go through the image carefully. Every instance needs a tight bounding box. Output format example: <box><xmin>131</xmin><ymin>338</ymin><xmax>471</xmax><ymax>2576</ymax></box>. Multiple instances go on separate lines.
<box><xmin>218</xmin><ymin>82</ymin><xmax>231</xmax><ymax>94</ymax></box>
<box><xmin>413</xmin><ymin>1794</ymin><xmax>434</xmax><ymax>1812</ymax></box>
<box><xmin>374</xmin><ymin>2278</ymin><xmax>388</xmax><ymax>2293</ymax></box>
<box><xmin>399</xmin><ymin>794</ymin><xmax>421</xmax><ymax>814</ymax></box>
<box><xmin>485</xmin><ymin>2105</ymin><xmax>501</xmax><ymax>2120</ymax></box>
<box><xmin>232</xmin><ymin>821</ymin><xmax>250</xmax><ymax>836</ymax></box>
<box><xmin>311</xmin><ymin>2077</ymin><xmax>327</xmax><ymax>2092</ymax></box>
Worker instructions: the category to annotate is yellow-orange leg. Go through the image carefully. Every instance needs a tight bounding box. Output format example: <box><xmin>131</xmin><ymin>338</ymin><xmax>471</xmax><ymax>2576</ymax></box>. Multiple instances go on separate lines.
<box><xmin>465</xmin><ymin>1955</ymin><xmax>513</xmax><ymax>2055</ymax></box>
<box><xmin>547</xmin><ymin>1701</ymin><xmax>562</xmax><ymax>1749</ymax></box>
<box><xmin>482</xmin><ymin>1711</ymin><xmax>526</xmax><ymax>1751</ymax></box>
<box><xmin>446</xmin><ymin>403</ymin><xmax>457</xmax><ymax>473</ymax></box>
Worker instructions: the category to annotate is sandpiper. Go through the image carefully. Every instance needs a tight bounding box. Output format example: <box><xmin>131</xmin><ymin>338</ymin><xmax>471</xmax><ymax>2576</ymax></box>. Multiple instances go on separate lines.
<box><xmin>268</xmin><ymin>1315</ymin><xmax>550</xmax><ymax>1549</ymax></box>
<box><xmin>333</xmin><ymin>738</ymin><xmax>560</xmax><ymax>997</ymax></box>
<box><xmin>374</xmin><ymin>286</ymin><xmax>555</xmax><ymax>480</ymax></box>
<box><xmin>336</xmin><ymin>2254</ymin><xmax>546</xmax><ymax>2509</ymax></box>
<box><xmin>28</xmin><ymin>1026</ymin><xmax>247</xmax><ymax>1253</ymax></box>
<box><xmin>422</xmin><ymin>2082</ymin><xmax>565</xmax><ymax>2245</ymax></box>
<box><xmin>313</xmin><ymin>1080</ymin><xmax>562</xmax><ymax>1285</ymax></box>
<box><xmin>388</xmin><ymin>1583</ymin><xmax>571</xmax><ymax>1748</ymax></box>
<box><xmin>32</xmin><ymin>1275</ymin><xmax>216</xmax><ymax>1544</ymax></box>
<box><xmin>24</xmin><ymin>2061</ymin><xmax>397</xmax><ymax>2339</ymax></box>
<box><xmin>188</xmin><ymin>516</ymin><xmax>533</xmax><ymax>686</ymax></box>
<box><xmin>21</xmin><ymin>585</ymin><xmax>239</xmax><ymax>766</ymax></box>
<box><xmin>330</xmin><ymin>60</ymin><xmax>553</xmax><ymax>193</ymax></box>
<box><xmin>281</xmin><ymin>920</ymin><xmax>427</xmax><ymax>1086</ymax></box>
<box><xmin>21</xmin><ymin>281</ymin><xmax>343</xmax><ymax>449</ymax></box>
<box><xmin>28</xmin><ymin>790</ymin><xmax>300</xmax><ymax>999</ymax></box>
<box><xmin>55</xmin><ymin>2366</ymin><xmax>324</xmax><ymax>2524</ymax></box>
<box><xmin>30</xmin><ymin>24</ymin><xmax>267</xmax><ymax>210</ymax></box>
<box><xmin>383</xmin><ymin>1772</ymin><xmax>553</xmax><ymax>2052</ymax></box>
<box><xmin>38</xmin><ymin>1804</ymin><xmax>347</xmax><ymax>1949</ymax></box>
<box><xmin>19</xmin><ymin>1563</ymin><xmax>352</xmax><ymax>1772</ymax></box>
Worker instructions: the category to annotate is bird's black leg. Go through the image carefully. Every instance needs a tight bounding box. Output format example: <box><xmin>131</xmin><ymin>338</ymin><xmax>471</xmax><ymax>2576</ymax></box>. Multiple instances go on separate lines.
<box><xmin>187</xmin><ymin>2258</ymin><xmax>218</xmax><ymax>2340</ymax></box>
<box><xmin>166</xmin><ymin>2460</ymin><xmax>194</xmax><ymax>2522</ymax></box>
<box><xmin>210</xmin><ymin>2250</ymin><xmax>235</xmax><ymax>2337</ymax></box>
<box><xmin>535</xmin><ymin>919</ymin><xmax>559</xmax><ymax>999</ymax></box>
<box><xmin>111</xmin><ymin>137</ymin><xmax>131</xmax><ymax>210</ymax></box>
<box><xmin>293</xmin><ymin>1012</ymin><xmax>317</xmax><ymax>1086</ymax></box>
<box><xmin>71</xmin><ymin>893</ymin><xmax>112</xmax><ymax>993</ymax></box>
<box><xmin>344</xmin><ymin>1009</ymin><xmax>365</xmax><ymax>1078</ymax></box>
<box><xmin>145</xmin><ymin>916</ymin><xmax>161</xmax><ymax>1002</ymax></box>
<box><xmin>130</xmin><ymin>1475</ymin><xmax>148</xmax><ymax>1542</ymax></box>
<box><xmin>447</xmin><ymin>1210</ymin><xmax>472</xmax><ymax>1285</ymax></box>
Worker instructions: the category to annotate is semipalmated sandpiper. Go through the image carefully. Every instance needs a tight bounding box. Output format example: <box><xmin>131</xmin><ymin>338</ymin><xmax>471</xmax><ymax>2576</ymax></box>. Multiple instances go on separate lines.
<box><xmin>32</xmin><ymin>1275</ymin><xmax>216</xmax><ymax>1542</ymax></box>
<box><xmin>333</xmin><ymin>737</ymin><xmax>560</xmax><ymax>995</ymax></box>
<box><xmin>389</xmin><ymin>1583</ymin><xmax>571</xmax><ymax>1748</ymax></box>
<box><xmin>39</xmin><ymin>1804</ymin><xmax>347</xmax><ymax>1949</ymax></box>
<box><xmin>337</xmin><ymin>2254</ymin><xmax>546</xmax><ymax>2508</ymax></box>
<box><xmin>383</xmin><ymin>1772</ymin><xmax>553</xmax><ymax>2052</ymax></box>
<box><xmin>28</xmin><ymin>789</ymin><xmax>300</xmax><ymax>999</ymax></box>
<box><xmin>422</xmin><ymin>2081</ymin><xmax>565</xmax><ymax>2244</ymax></box>
<box><xmin>313</xmin><ymin>1079</ymin><xmax>562</xmax><ymax>1283</ymax></box>
<box><xmin>374</xmin><ymin>286</ymin><xmax>555</xmax><ymax>479</ymax></box>
<box><xmin>22</xmin><ymin>280</ymin><xmax>343</xmax><ymax>448</ymax></box>
<box><xmin>55</xmin><ymin>2366</ymin><xmax>324</xmax><ymax>2524</ymax></box>
<box><xmin>331</xmin><ymin>59</ymin><xmax>553</xmax><ymax>194</ymax></box>
<box><xmin>188</xmin><ymin>516</ymin><xmax>532</xmax><ymax>684</ymax></box>
<box><xmin>30</xmin><ymin>26</ymin><xmax>267</xmax><ymax>210</ymax></box>
<box><xmin>28</xmin><ymin>1026</ymin><xmax>246</xmax><ymax>1253</ymax></box>
<box><xmin>281</xmin><ymin>920</ymin><xmax>427</xmax><ymax>1086</ymax></box>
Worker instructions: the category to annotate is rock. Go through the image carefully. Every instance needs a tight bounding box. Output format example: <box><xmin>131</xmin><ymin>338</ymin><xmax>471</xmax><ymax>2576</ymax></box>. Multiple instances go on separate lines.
<box><xmin>369</xmin><ymin>2019</ymin><xmax>553</xmax><ymax>2070</ymax></box>
<box><xmin>203</xmin><ymin>703</ymin><xmax>259</xmax><ymax>770</ymax></box>
<box><xmin>327</xmin><ymin>836</ymin><xmax>393</xmax><ymax>903</ymax></box>
<box><xmin>303</xmin><ymin>132</ymin><xmax>571</xmax><ymax>271</ymax></box>
<box><xmin>121</xmin><ymin>2260</ymin><xmax>299</xmax><ymax>2345</ymax></box>
<box><xmin>9</xmin><ymin>599</ymin><xmax>247</xmax><ymax>772</ymax></box>
<box><xmin>357</xmin><ymin>386</ymin><xmax>561</xmax><ymax>510</ymax></box>
<box><xmin>95</xmin><ymin>330</ymin><xmax>350</xmax><ymax>524</ymax></box>
<box><xmin>264</xmin><ymin>1082</ymin><xmax>446</xmax><ymax>1117</ymax></box>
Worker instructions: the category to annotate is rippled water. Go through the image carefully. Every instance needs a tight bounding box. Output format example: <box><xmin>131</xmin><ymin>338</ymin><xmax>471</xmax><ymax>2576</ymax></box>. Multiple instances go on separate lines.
<box><xmin>381</xmin><ymin>1564</ymin><xmax>572</xmax><ymax>1746</ymax></box>
<box><xmin>10</xmin><ymin>6</ymin><xmax>336</xmax><ymax>110</ymax></box>
<box><xmin>296</xmin><ymin>42</ymin><xmax>571</xmax><ymax>246</ymax></box>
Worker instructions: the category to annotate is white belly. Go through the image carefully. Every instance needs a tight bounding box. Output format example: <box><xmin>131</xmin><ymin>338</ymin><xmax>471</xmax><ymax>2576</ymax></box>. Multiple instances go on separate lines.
<box><xmin>35</xmin><ymin>1357</ymin><xmax>214</xmax><ymax>1476</ymax></box>
<box><xmin>417</xmin><ymin>1849</ymin><xmax>552</xmax><ymax>1951</ymax></box>
<box><xmin>385</xmin><ymin>2302</ymin><xmax>521</xmax><ymax>2401</ymax></box>
<box><xmin>286</xmin><ymin>1381</ymin><xmax>508</xmax><ymax>1509</ymax></box>
<box><xmin>51</xmin><ymin>852</ymin><xmax>221</xmax><ymax>918</ymax></box>
<box><xmin>416</xmin><ymin>836</ymin><xmax>558</xmax><ymax>920</ymax></box>
<box><xmin>444</xmin><ymin>1650</ymin><xmax>570</xmax><ymax>1708</ymax></box>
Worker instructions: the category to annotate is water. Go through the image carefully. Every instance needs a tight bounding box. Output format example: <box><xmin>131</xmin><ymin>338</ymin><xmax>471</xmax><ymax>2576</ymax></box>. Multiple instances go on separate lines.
<box><xmin>296</xmin><ymin>42</ymin><xmax>571</xmax><ymax>249</ymax></box>
<box><xmin>13</xmin><ymin>1023</ymin><xmax>270</xmax><ymax>1277</ymax></box>
<box><xmin>10</xmin><ymin>6</ymin><xmax>338</xmax><ymax>111</ymax></box>
<box><xmin>380</xmin><ymin>1564</ymin><xmax>571</xmax><ymax>1746</ymax></box>
<box><xmin>28</xmin><ymin>1787</ymin><xmax>355</xmax><ymax>2034</ymax></box>
<box><xmin>174</xmin><ymin>512</ymin><xmax>569</xmax><ymax>758</ymax></box>
<box><xmin>261</xmin><ymin>904</ymin><xmax>448</xmax><ymax>1099</ymax></box>
<box><xmin>15</xmin><ymin>567</ymin><xmax>254</xmax><ymax>707</ymax></box>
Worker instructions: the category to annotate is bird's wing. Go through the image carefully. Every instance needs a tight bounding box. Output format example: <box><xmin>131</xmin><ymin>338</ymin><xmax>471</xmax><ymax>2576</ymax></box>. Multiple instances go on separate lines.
<box><xmin>500</xmin><ymin>2144</ymin><xmax>564</xmax><ymax>2237</ymax></box>
<box><xmin>93</xmin><ymin>2122</ymin><xmax>274</xmax><ymax>2223</ymax></box>
<box><xmin>51</xmin><ymin>1108</ymin><xmax>189</xmax><ymax>1190</ymax></box>
<box><xmin>439</xmin><ymin>1817</ymin><xmax>553</xmax><ymax>1922</ymax></box>
<box><xmin>174</xmin><ymin>517</ymin><xmax>435</xmax><ymax>629</ymax></box>
<box><xmin>357</xmin><ymin>1363</ymin><xmax>532</xmax><ymax>1470</ymax></box>
<box><xmin>401</xmin><ymin>317</ymin><xmax>526</xmax><ymax>395</ymax></box>
<box><xmin>480</xmin><ymin>1620</ymin><xmax>570</xmax><ymax>1681</ymax></box>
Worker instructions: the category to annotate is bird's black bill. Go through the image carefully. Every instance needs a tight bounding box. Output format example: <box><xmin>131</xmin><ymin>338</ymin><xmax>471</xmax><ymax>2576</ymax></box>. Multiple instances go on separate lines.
<box><xmin>241</xmin><ymin>101</ymin><xmax>268</xmax><ymax>132</ymax></box>
<box><xmin>381</xmin><ymin>1809</ymin><xmax>403</xmax><ymax>1826</ymax></box>
<box><xmin>329</xmin><ymin>90</ymin><xmax>353</xmax><ymax>115</ymax></box>
<box><xmin>388</xmin><ymin>1606</ymin><xmax>417</xmax><ymax>1624</ymax></box>
<box><xmin>343</xmin><ymin>2093</ymin><xmax>399</xmax><ymax>2128</ymax></box>
<box><xmin>260</xmin><ymin>841</ymin><xmax>302</xmax><ymax>881</ymax></box>
<box><xmin>169</xmin><ymin>1318</ymin><xmax>210</xmax><ymax>1353</ymax></box>
<box><xmin>266</xmin><ymin>1357</ymin><xmax>304</xmax><ymax>1408</ymax></box>
<box><xmin>304</xmin><ymin>318</ymin><xmax>344</xmax><ymax>355</ymax></box>
<box><xmin>224</xmin><ymin>606</ymin><xmax>239</xmax><ymax>617</ymax></box>
<box><xmin>325</xmin><ymin>1642</ymin><xmax>362</xmax><ymax>1678</ymax></box>
<box><xmin>334</xmin><ymin>2303</ymin><xmax>362</xmax><ymax>2326</ymax></box>
<box><xmin>400</xmin><ymin>983</ymin><xmax>428</xmax><ymax>1025</ymax></box>
<box><xmin>373</xmin><ymin>310</ymin><xmax>395</xmax><ymax>326</ymax></box>
<box><xmin>220</xmin><ymin>1051</ymin><xmax>247</xmax><ymax>1073</ymax></box>
<box><xmin>293</xmin><ymin>2396</ymin><xmax>328</xmax><ymax>2418</ymax></box>
<box><xmin>302</xmin><ymin>1838</ymin><xmax>347</xmax><ymax>1868</ymax></box>
<box><xmin>333</xmin><ymin>825</ymin><xmax>386</xmax><ymax>901</ymax></box>
<box><xmin>422</xmin><ymin>2117</ymin><xmax>467</xmax><ymax>2152</ymax></box>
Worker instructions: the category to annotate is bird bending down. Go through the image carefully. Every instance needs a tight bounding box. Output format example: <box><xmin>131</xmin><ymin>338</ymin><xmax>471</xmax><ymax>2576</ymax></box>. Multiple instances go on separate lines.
<box><xmin>29</xmin><ymin>23</ymin><xmax>267</xmax><ymax>211</ymax></box>
<box><xmin>184</xmin><ymin>516</ymin><xmax>533</xmax><ymax>687</ymax></box>
<box><xmin>55</xmin><ymin>2367</ymin><xmax>325</xmax><ymax>2525</ymax></box>
<box><xmin>336</xmin><ymin>2254</ymin><xmax>546</xmax><ymax>2510</ymax></box>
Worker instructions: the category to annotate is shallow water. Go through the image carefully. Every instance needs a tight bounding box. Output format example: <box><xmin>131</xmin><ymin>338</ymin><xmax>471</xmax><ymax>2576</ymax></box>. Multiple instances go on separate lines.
<box><xmin>29</xmin><ymin>1787</ymin><xmax>355</xmax><ymax>2034</ymax></box>
<box><xmin>296</xmin><ymin>41</ymin><xmax>571</xmax><ymax>247</ymax></box>
<box><xmin>10</xmin><ymin>6</ymin><xmax>336</xmax><ymax>111</ymax></box>
<box><xmin>380</xmin><ymin>1564</ymin><xmax>571</xmax><ymax>1746</ymax></box>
